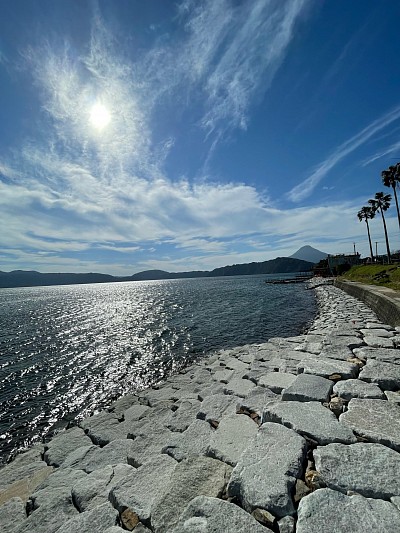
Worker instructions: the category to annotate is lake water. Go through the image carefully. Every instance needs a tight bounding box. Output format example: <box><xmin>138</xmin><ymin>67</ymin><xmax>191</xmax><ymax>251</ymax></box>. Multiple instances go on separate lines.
<box><xmin>0</xmin><ymin>274</ymin><xmax>316</xmax><ymax>462</ymax></box>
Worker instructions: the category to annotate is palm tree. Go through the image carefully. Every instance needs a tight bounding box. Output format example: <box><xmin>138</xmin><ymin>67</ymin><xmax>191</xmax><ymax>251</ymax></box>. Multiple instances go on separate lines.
<box><xmin>382</xmin><ymin>162</ymin><xmax>400</xmax><ymax>230</ymax></box>
<box><xmin>368</xmin><ymin>192</ymin><xmax>392</xmax><ymax>263</ymax></box>
<box><xmin>357</xmin><ymin>206</ymin><xmax>375</xmax><ymax>261</ymax></box>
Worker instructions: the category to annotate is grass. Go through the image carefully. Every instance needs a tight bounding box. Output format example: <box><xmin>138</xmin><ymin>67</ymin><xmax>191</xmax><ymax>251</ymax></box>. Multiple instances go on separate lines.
<box><xmin>340</xmin><ymin>264</ymin><xmax>400</xmax><ymax>291</ymax></box>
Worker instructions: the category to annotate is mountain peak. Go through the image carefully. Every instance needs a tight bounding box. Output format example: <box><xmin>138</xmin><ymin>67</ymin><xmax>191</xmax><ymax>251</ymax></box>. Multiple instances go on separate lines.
<box><xmin>289</xmin><ymin>245</ymin><xmax>327</xmax><ymax>263</ymax></box>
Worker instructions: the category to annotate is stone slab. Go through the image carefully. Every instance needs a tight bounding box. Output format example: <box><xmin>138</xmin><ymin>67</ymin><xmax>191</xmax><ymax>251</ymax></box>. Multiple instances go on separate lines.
<box><xmin>282</xmin><ymin>374</ymin><xmax>333</xmax><ymax>402</ymax></box>
<box><xmin>110</xmin><ymin>455</ymin><xmax>177</xmax><ymax>522</ymax></box>
<box><xmin>151</xmin><ymin>456</ymin><xmax>232</xmax><ymax>533</ymax></box>
<box><xmin>297</xmin><ymin>359</ymin><xmax>359</xmax><ymax>379</ymax></box>
<box><xmin>359</xmin><ymin>359</ymin><xmax>400</xmax><ymax>391</ymax></box>
<box><xmin>363</xmin><ymin>336</ymin><xmax>394</xmax><ymax>348</ymax></box>
<box><xmin>171</xmin><ymin>496</ymin><xmax>267</xmax><ymax>533</ymax></box>
<box><xmin>196</xmin><ymin>393</ymin><xmax>238</xmax><ymax>424</ymax></box>
<box><xmin>166</xmin><ymin>399</ymin><xmax>201</xmax><ymax>433</ymax></box>
<box><xmin>44</xmin><ymin>427</ymin><xmax>92</xmax><ymax>467</ymax></box>
<box><xmin>340</xmin><ymin>399</ymin><xmax>400</xmax><ymax>451</ymax></box>
<box><xmin>223</xmin><ymin>377</ymin><xmax>256</xmax><ymax>397</ymax></box>
<box><xmin>228</xmin><ymin>422</ymin><xmax>306</xmax><ymax>517</ymax></box>
<box><xmin>314</xmin><ymin>442</ymin><xmax>400</xmax><ymax>499</ymax></box>
<box><xmin>296</xmin><ymin>488</ymin><xmax>400</xmax><ymax>533</ymax></box>
<box><xmin>353</xmin><ymin>347</ymin><xmax>400</xmax><ymax>363</ymax></box>
<box><xmin>263</xmin><ymin>401</ymin><xmax>356</xmax><ymax>445</ymax></box>
<box><xmin>360</xmin><ymin>328</ymin><xmax>393</xmax><ymax>338</ymax></box>
<box><xmin>55</xmin><ymin>502</ymin><xmax>118</xmax><ymax>533</ymax></box>
<box><xmin>333</xmin><ymin>379</ymin><xmax>385</xmax><ymax>400</ymax></box>
<box><xmin>80</xmin><ymin>412</ymin><xmax>127</xmax><ymax>445</ymax></box>
<box><xmin>257</xmin><ymin>372</ymin><xmax>297</xmax><ymax>393</ymax></box>
<box><xmin>0</xmin><ymin>497</ymin><xmax>26</xmax><ymax>533</ymax></box>
<box><xmin>207</xmin><ymin>414</ymin><xmax>258</xmax><ymax>466</ymax></box>
<box><xmin>163</xmin><ymin>419</ymin><xmax>214</xmax><ymax>462</ymax></box>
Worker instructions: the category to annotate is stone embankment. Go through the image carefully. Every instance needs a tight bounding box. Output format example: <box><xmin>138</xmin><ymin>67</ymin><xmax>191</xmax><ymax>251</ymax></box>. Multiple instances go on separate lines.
<box><xmin>1</xmin><ymin>281</ymin><xmax>400</xmax><ymax>532</ymax></box>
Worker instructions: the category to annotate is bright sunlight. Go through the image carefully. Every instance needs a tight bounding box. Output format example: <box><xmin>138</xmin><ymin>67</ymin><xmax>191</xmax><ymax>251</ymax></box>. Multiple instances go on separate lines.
<box><xmin>89</xmin><ymin>103</ymin><xmax>111</xmax><ymax>130</ymax></box>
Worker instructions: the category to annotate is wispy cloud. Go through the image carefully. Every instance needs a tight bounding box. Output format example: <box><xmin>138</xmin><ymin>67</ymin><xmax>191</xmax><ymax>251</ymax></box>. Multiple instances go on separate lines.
<box><xmin>361</xmin><ymin>140</ymin><xmax>400</xmax><ymax>167</ymax></box>
<box><xmin>287</xmin><ymin>104</ymin><xmax>400</xmax><ymax>202</ymax></box>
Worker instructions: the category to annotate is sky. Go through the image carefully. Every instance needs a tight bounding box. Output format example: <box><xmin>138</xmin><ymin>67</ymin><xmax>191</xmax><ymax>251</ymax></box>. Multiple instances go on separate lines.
<box><xmin>1</xmin><ymin>0</ymin><xmax>400</xmax><ymax>275</ymax></box>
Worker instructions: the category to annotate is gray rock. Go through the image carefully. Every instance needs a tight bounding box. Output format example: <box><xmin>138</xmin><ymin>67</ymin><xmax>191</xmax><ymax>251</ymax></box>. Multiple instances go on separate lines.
<box><xmin>107</xmin><ymin>394</ymin><xmax>139</xmax><ymax>416</ymax></box>
<box><xmin>294</xmin><ymin>341</ymin><xmax>323</xmax><ymax>354</ymax></box>
<box><xmin>61</xmin><ymin>439</ymin><xmax>135</xmax><ymax>472</ymax></box>
<box><xmin>359</xmin><ymin>359</ymin><xmax>400</xmax><ymax>391</ymax></box>
<box><xmin>278</xmin><ymin>515</ymin><xmax>295</xmax><ymax>533</ymax></box>
<box><xmin>110</xmin><ymin>454</ymin><xmax>176</xmax><ymax>522</ymax></box>
<box><xmin>297</xmin><ymin>359</ymin><xmax>359</xmax><ymax>379</ymax></box>
<box><xmin>163</xmin><ymin>419</ymin><xmax>214</xmax><ymax>462</ymax></box>
<box><xmin>207</xmin><ymin>414</ymin><xmax>258</xmax><ymax>466</ymax></box>
<box><xmin>333</xmin><ymin>379</ymin><xmax>385</xmax><ymax>400</ymax></box>
<box><xmin>366</xmin><ymin>322</ymin><xmax>393</xmax><ymax>330</ymax></box>
<box><xmin>325</xmin><ymin>334</ymin><xmax>364</xmax><ymax>349</ymax></box>
<box><xmin>263</xmin><ymin>401</ymin><xmax>356</xmax><ymax>445</ymax></box>
<box><xmin>318</xmin><ymin>345</ymin><xmax>353</xmax><ymax>361</ymax></box>
<box><xmin>55</xmin><ymin>502</ymin><xmax>118</xmax><ymax>533</ymax></box>
<box><xmin>340</xmin><ymin>399</ymin><xmax>400</xmax><ymax>451</ymax></box>
<box><xmin>353</xmin><ymin>347</ymin><xmax>400</xmax><ymax>363</ymax></box>
<box><xmin>44</xmin><ymin>427</ymin><xmax>92</xmax><ymax>467</ymax></box>
<box><xmin>72</xmin><ymin>463</ymin><xmax>134</xmax><ymax>511</ymax></box>
<box><xmin>296</xmin><ymin>488</ymin><xmax>400</xmax><ymax>533</ymax></box>
<box><xmin>171</xmin><ymin>496</ymin><xmax>267</xmax><ymax>533</ymax></box>
<box><xmin>166</xmin><ymin>398</ymin><xmax>201</xmax><ymax>432</ymax></box>
<box><xmin>224</xmin><ymin>377</ymin><xmax>256</xmax><ymax>397</ymax></box>
<box><xmin>363</xmin><ymin>336</ymin><xmax>394</xmax><ymax>348</ymax></box>
<box><xmin>228</xmin><ymin>422</ymin><xmax>307</xmax><ymax>517</ymax></box>
<box><xmin>0</xmin><ymin>497</ymin><xmax>26</xmax><ymax>533</ymax></box>
<box><xmin>212</xmin><ymin>369</ymin><xmax>235</xmax><ymax>383</ymax></box>
<box><xmin>258</xmin><ymin>372</ymin><xmax>297</xmax><ymax>393</ymax></box>
<box><xmin>282</xmin><ymin>374</ymin><xmax>333</xmax><ymax>402</ymax></box>
<box><xmin>196</xmin><ymin>393</ymin><xmax>238</xmax><ymax>423</ymax></box>
<box><xmin>122</xmin><ymin>404</ymin><xmax>150</xmax><ymax>422</ymax></box>
<box><xmin>223</xmin><ymin>358</ymin><xmax>249</xmax><ymax>372</ymax></box>
<box><xmin>142</xmin><ymin>386</ymin><xmax>180</xmax><ymax>407</ymax></box>
<box><xmin>360</xmin><ymin>328</ymin><xmax>393</xmax><ymax>337</ymax></box>
<box><xmin>385</xmin><ymin>391</ymin><xmax>400</xmax><ymax>404</ymax></box>
<box><xmin>127</xmin><ymin>427</ymin><xmax>174</xmax><ymax>467</ymax></box>
<box><xmin>314</xmin><ymin>442</ymin><xmax>400</xmax><ymax>499</ymax></box>
<box><xmin>236</xmin><ymin>386</ymin><xmax>278</xmax><ymax>418</ymax></box>
<box><xmin>151</xmin><ymin>456</ymin><xmax>232</xmax><ymax>533</ymax></box>
<box><xmin>196</xmin><ymin>382</ymin><xmax>225</xmax><ymax>401</ymax></box>
<box><xmin>0</xmin><ymin>461</ymin><xmax>54</xmax><ymax>506</ymax></box>
<box><xmin>80</xmin><ymin>412</ymin><xmax>127</xmax><ymax>446</ymax></box>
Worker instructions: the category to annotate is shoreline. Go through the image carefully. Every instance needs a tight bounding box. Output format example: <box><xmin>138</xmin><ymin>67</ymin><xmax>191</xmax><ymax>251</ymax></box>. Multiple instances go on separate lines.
<box><xmin>1</xmin><ymin>280</ymin><xmax>400</xmax><ymax>532</ymax></box>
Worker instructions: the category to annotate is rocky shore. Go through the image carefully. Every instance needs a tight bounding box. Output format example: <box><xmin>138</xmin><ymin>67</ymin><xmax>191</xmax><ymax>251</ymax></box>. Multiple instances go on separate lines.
<box><xmin>1</xmin><ymin>280</ymin><xmax>400</xmax><ymax>532</ymax></box>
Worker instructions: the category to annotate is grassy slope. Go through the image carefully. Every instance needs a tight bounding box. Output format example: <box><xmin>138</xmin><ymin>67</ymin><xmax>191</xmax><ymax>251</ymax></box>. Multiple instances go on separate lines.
<box><xmin>340</xmin><ymin>264</ymin><xmax>400</xmax><ymax>291</ymax></box>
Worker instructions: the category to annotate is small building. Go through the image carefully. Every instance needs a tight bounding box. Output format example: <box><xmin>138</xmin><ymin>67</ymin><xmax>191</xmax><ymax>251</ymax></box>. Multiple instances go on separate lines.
<box><xmin>327</xmin><ymin>253</ymin><xmax>361</xmax><ymax>274</ymax></box>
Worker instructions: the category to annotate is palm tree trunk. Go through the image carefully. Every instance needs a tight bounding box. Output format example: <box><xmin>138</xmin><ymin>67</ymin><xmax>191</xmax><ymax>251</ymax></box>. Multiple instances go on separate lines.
<box><xmin>380</xmin><ymin>208</ymin><xmax>391</xmax><ymax>263</ymax></box>
<box><xmin>365</xmin><ymin>219</ymin><xmax>374</xmax><ymax>261</ymax></box>
<box><xmin>392</xmin><ymin>184</ymin><xmax>400</xmax><ymax>231</ymax></box>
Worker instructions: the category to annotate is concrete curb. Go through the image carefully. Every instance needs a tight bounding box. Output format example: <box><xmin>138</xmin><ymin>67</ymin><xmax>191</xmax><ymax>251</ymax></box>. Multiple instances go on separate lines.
<box><xmin>335</xmin><ymin>280</ymin><xmax>400</xmax><ymax>327</ymax></box>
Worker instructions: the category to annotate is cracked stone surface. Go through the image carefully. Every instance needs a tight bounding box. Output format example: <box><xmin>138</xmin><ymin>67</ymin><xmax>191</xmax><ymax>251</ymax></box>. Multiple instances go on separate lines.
<box><xmin>296</xmin><ymin>488</ymin><xmax>400</xmax><ymax>533</ymax></box>
<box><xmin>359</xmin><ymin>359</ymin><xmax>400</xmax><ymax>391</ymax></box>
<box><xmin>333</xmin><ymin>378</ymin><xmax>385</xmax><ymax>400</ymax></box>
<box><xmin>151</xmin><ymin>456</ymin><xmax>232</xmax><ymax>533</ymax></box>
<box><xmin>207</xmin><ymin>414</ymin><xmax>258</xmax><ymax>466</ymax></box>
<box><xmin>314</xmin><ymin>442</ymin><xmax>400</xmax><ymax>499</ymax></box>
<box><xmin>110</xmin><ymin>455</ymin><xmax>177</xmax><ymax>522</ymax></box>
<box><xmin>171</xmin><ymin>496</ymin><xmax>267</xmax><ymax>533</ymax></box>
<box><xmin>282</xmin><ymin>373</ymin><xmax>333</xmax><ymax>402</ymax></box>
<box><xmin>263</xmin><ymin>401</ymin><xmax>356</xmax><ymax>445</ymax></box>
<box><xmin>340</xmin><ymin>399</ymin><xmax>400</xmax><ymax>451</ymax></box>
<box><xmin>228</xmin><ymin>422</ymin><xmax>307</xmax><ymax>517</ymax></box>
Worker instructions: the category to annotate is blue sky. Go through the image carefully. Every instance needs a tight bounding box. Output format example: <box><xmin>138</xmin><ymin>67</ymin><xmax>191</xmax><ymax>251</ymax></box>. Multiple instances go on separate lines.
<box><xmin>1</xmin><ymin>0</ymin><xmax>400</xmax><ymax>275</ymax></box>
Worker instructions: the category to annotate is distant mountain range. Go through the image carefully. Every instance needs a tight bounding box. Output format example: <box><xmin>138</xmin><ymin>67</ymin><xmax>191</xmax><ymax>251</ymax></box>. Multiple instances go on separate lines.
<box><xmin>0</xmin><ymin>246</ymin><xmax>326</xmax><ymax>288</ymax></box>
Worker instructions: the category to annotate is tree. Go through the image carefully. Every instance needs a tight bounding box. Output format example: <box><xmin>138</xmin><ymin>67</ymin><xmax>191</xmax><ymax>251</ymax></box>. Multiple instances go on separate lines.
<box><xmin>382</xmin><ymin>162</ymin><xmax>400</xmax><ymax>230</ymax></box>
<box><xmin>357</xmin><ymin>206</ymin><xmax>375</xmax><ymax>261</ymax></box>
<box><xmin>368</xmin><ymin>192</ymin><xmax>392</xmax><ymax>263</ymax></box>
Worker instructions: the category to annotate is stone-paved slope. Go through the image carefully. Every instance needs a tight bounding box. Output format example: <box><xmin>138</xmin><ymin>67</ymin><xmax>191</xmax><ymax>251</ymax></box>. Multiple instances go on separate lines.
<box><xmin>2</xmin><ymin>281</ymin><xmax>400</xmax><ymax>532</ymax></box>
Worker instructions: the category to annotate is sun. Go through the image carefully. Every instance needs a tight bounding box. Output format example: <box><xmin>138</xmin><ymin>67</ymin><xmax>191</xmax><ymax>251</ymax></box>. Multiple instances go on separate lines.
<box><xmin>89</xmin><ymin>103</ymin><xmax>111</xmax><ymax>130</ymax></box>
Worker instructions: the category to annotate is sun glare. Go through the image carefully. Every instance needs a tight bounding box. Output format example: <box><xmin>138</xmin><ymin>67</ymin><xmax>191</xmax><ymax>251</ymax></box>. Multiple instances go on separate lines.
<box><xmin>89</xmin><ymin>103</ymin><xmax>111</xmax><ymax>130</ymax></box>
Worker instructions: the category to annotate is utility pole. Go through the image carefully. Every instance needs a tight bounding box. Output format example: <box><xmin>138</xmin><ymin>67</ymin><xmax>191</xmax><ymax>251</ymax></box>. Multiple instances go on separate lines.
<box><xmin>353</xmin><ymin>242</ymin><xmax>356</xmax><ymax>255</ymax></box>
<box><xmin>375</xmin><ymin>242</ymin><xmax>378</xmax><ymax>262</ymax></box>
